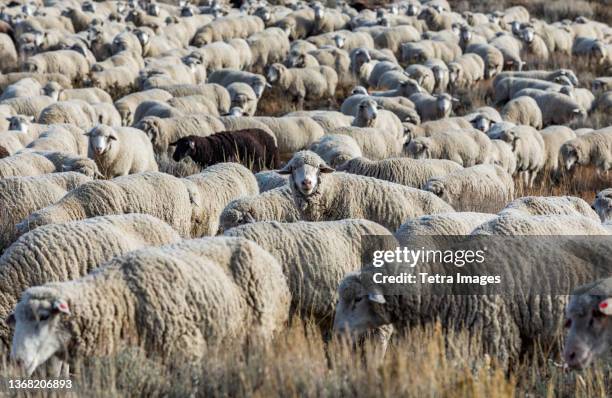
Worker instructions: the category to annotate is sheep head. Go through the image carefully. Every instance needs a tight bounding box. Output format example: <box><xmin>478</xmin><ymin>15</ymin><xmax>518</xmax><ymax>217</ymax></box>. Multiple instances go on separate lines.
<box><xmin>333</xmin><ymin>272</ymin><xmax>390</xmax><ymax>339</ymax></box>
<box><xmin>563</xmin><ymin>281</ymin><xmax>612</xmax><ymax>369</ymax></box>
<box><xmin>592</xmin><ymin>189</ymin><xmax>612</xmax><ymax>223</ymax></box>
<box><xmin>278</xmin><ymin>150</ymin><xmax>334</xmax><ymax>197</ymax></box>
<box><xmin>86</xmin><ymin>125</ymin><xmax>118</xmax><ymax>157</ymax></box>
<box><xmin>8</xmin><ymin>287</ymin><xmax>72</xmax><ymax>377</ymax></box>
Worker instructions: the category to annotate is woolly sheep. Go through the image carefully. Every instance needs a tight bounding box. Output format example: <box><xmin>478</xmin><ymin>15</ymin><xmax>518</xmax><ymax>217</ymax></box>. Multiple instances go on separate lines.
<box><xmin>37</xmin><ymin>100</ymin><xmax>97</xmax><ymax>129</ymax></box>
<box><xmin>404</xmin><ymin>117</ymin><xmax>473</xmax><ymax>142</ymax></box>
<box><xmin>493</xmin><ymin>69</ymin><xmax>579</xmax><ymax>87</ymax></box>
<box><xmin>247</xmin><ymin>27</ymin><xmax>291</xmax><ymax>73</ymax></box>
<box><xmin>277</xmin><ymin>151</ymin><xmax>454</xmax><ymax>231</ymax></box>
<box><xmin>539</xmin><ymin>126</ymin><xmax>577</xmax><ymax>178</ymax></box>
<box><xmin>227</xmin><ymin>83</ymin><xmax>258</xmax><ymax>116</ymax></box>
<box><xmin>1</xmin><ymin>96</ymin><xmax>56</xmax><ymax>119</ymax></box>
<box><xmin>285</xmin><ymin>110</ymin><xmax>354</xmax><ymax>131</ymax></box>
<box><xmin>0</xmin><ymin>214</ymin><xmax>181</xmax><ymax>350</ymax></box>
<box><xmin>465</xmin><ymin>43</ymin><xmax>503</xmax><ymax>79</ymax></box>
<box><xmin>114</xmin><ymin>89</ymin><xmax>173</xmax><ymax>126</ymax></box>
<box><xmin>472</xmin><ymin>213</ymin><xmax>611</xmax><ymax>235</ymax></box>
<box><xmin>208</xmin><ymin>69</ymin><xmax>268</xmax><ymax>99</ymax></box>
<box><xmin>374</xmin><ymin>25</ymin><xmax>420</xmax><ymax>56</ymax></box>
<box><xmin>0</xmin><ymin>172</ymin><xmax>91</xmax><ymax>253</ymax></box>
<box><xmin>560</xmin><ymin>130</ymin><xmax>612</xmax><ymax>173</ymax></box>
<box><xmin>265</xmin><ymin>63</ymin><xmax>338</xmax><ymax>106</ymax></box>
<box><xmin>488</xmin><ymin>139</ymin><xmax>517</xmax><ymax>175</ymax></box>
<box><xmin>86</xmin><ymin>125</ymin><xmax>158</xmax><ymax>179</ymax></box>
<box><xmin>400</xmin><ymin>39</ymin><xmax>461</xmax><ymax>64</ymax></box>
<box><xmin>405</xmin><ymin>129</ymin><xmax>491</xmax><ymax>167</ymax></box>
<box><xmin>489</xmin><ymin>33</ymin><xmax>524</xmax><ymax>71</ymax></box>
<box><xmin>351</xmin><ymin>98</ymin><xmax>404</xmax><ymax>139</ymax></box>
<box><xmin>248</xmin><ymin>116</ymin><xmax>325</xmax><ymax>158</ymax></box>
<box><xmin>0</xmin><ymin>151</ymin><xmax>99</xmax><ymax>179</ymax></box>
<box><xmin>501</xmin><ymin>96</ymin><xmax>543</xmax><ymax>129</ymax></box>
<box><xmin>494</xmin><ymin>77</ymin><xmax>566</xmax><ymax>105</ymax></box>
<box><xmin>341</xmin><ymin>92</ymin><xmax>420</xmax><ymax>124</ymax></box>
<box><xmin>21</xmin><ymin>50</ymin><xmax>89</xmax><ymax>83</ymax></box>
<box><xmin>424</xmin><ymin>164</ymin><xmax>514</xmax><ymax>213</ymax></box>
<box><xmin>336</xmin><ymin>157</ymin><xmax>463</xmax><ymax>189</ymax></box>
<box><xmin>511</xmin><ymin>88</ymin><xmax>584</xmax><ymax>126</ymax></box>
<box><xmin>19</xmin><ymin>164</ymin><xmax>258</xmax><ymax>238</ymax></box>
<box><xmin>254</xmin><ymin>171</ymin><xmax>289</xmax><ymax>192</ymax></box>
<box><xmin>192</xmin><ymin>15</ymin><xmax>264</xmax><ymax>46</ymax></box>
<box><xmin>308</xmin><ymin>134</ymin><xmax>362</xmax><ymax>167</ymax></box>
<box><xmin>371</xmin><ymin>77</ymin><xmax>423</xmax><ymax>98</ymax></box>
<box><xmin>499</xmin><ymin>196</ymin><xmax>600</xmax><ymax>221</ymax></box>
<box><xmin>593</xmin><ymin>189</ymin><xmax>612</xmax><ymax>223</ymax></box>
<box><xmin>9</xmin><ymin>237</ymin><xmax>290</xmax><ymax>376</ymax></box>
<box><xmin>563</xmin><ymin>278</ymin><xmax>612</xmax><ymax>370</ymax></box>
<box><xmin>327</xmin><ymin>126</ymin><xmax>403</xmax><ymax>160</ymax></box>
<box><xmin>394</xmin><ymin>212</ymin><xmax>496</xmax><ymax>245</ymax></box>
<box><xmin>494</xmin><ymin>125</ymin><xmax>545</xmax><ymax>187</ymax></box>
<box><xmin>220</xmin><ymin>186</ymin><xmax>301</xmax><ymax>232</ymax></box>
<box><xmin>409</xmin><ymin>92</ymin><xmax>456</xmax><ymax>121</ymax></box>
<box><xmin>43</xmin><ymin>83</ymin><xmax>113</xmax><ymax>105</ymax></box>
<box><xmin>135</xmin><ymin>115</ymin><xmax>225</xmax><ymax>154</ymax></box>
<box><xmin>447</xmin><ymin>53</ymin><xmax>485</xmax><ymax>89</ymax></box>
<box><xmin>25</xmin><ymin>124</ymin><xmax>88</xmax><ymax>156</ymax></box>
<box><xmin>334</xmin><ymin>235</ymin><xmax>609</xmax><ymax>364</ymax></box>
<box><xmin>0</xmin><ymin>78</ymin><xmax>43</xmax><ymax>101</ymax></box>
<box><xmin>225</xmin><ymin>219</ymin><xmax>395</xmax><ymax>328</ymax></box>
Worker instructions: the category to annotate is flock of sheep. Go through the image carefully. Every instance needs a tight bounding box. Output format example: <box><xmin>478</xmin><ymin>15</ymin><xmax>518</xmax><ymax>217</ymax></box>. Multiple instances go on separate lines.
<box><xmin>0</xmin><ymin>0</ymin><xmax>610</xmax><ymax>381</ymax></box>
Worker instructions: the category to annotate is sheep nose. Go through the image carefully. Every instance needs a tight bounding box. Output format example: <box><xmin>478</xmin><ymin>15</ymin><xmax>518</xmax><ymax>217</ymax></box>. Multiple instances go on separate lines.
<box><xmin>301</xmin><ymin>179</ymin><xmax>312</xmax><ymax>189</ymax></box>
<box><xmin>371</xmin><ymin>112</ymin><xmax>378</xmax><ymax>119</ymax></box>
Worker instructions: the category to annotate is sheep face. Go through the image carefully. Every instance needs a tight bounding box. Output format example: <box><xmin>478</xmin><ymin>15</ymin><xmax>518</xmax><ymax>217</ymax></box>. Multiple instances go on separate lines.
<box><xmin>560</xmin><ymin>142</ymin><xmax>588</xmax><ymax>171</ymax></box>
<box><xmin>405</xmin><ymin>138</ymin><xmax>430</xmax><ymax>159</ymax></box>
<box><xmin>406</xmin><ymin>3</ymin><xmax>419</xmax><ymax>16</ymax></box>
<box><xmin>357</xmin><ymin>99</ymin><xmax>379</xmax><ymax>126</ymax></box>
<box><xmin>278</xmin><ymin>151</ymin><xmax>334</xmax><ymax>196</ymax></box>
<box><xmin>471</xmin><ymin>115</ymin><xmax>491</xmax><ymax>133</ymax></box>
<box><xmin>7</xmin><ymin>116</ymin><xmax>32</xmax><ymax>134</ymax></box>
<box><xmin>563</xmin><ymin>294</ymin><xmax>612</xmax><ymax>369</ymax></box>
<box><xmin>87</xmin><ymin>126</ymin><xmax>118</xmax><ymax>157</ymax></box>
<box><xmin>8</xmin><ymin>295</ymin><xmax>71</xmax><ymax>377</ymax></box>
<box><xmin>43</xmin><ymin>82</ymin><xmax>62</xmax><ymax>101</ymax></box>
<box><xmin>352</xmin><ymin>48</ymin><xmax>371</xmax><ymax>69</ymax></box>
<box><xmin>333</xmin><ymin>34</ymin><xmax>345</xmax><ymax>49</ymax></box>
<box><xmin>333</xmin><ymin>274</ymin><xmax>388</xmax><ymax>338</ymax></box>
<box><xmin>424</xmin><ymin>179</ymin><xmax>450</xmax><ymax>204</ymax></box>
<box><xmin>171</xmin><ymin>137</ymin><xmax>197</xmax><ymax>162</ymax></box>
<box><xmin>227</xmin><ymin>107</ymin><xmax>248</xmax><ymax>117</ymax></box>
<box><xmin>593</xmin><ymin>189</ymin><xmax>612</xmax><ymax>222</ymax></box>
<box><xmin>436</xmin><ymin>94</ymin><xmax>454</xmax><ymax>116</ymax></box>
<box><xmin>265</xmin><ymin>64</ymin><xmax>282</xmax><ymax>84</ymax></box>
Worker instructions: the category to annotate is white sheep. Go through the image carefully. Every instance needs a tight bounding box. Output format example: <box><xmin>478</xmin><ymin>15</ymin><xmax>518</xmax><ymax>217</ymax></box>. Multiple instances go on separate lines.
<box><xmin>265</xmin><ymin>63</ymin><xmax>338</xmax><ymax>107</ymax></box>
<box><xmin>327</xmin><ymin>126</ymin><xmax>403</xmax><ymax>160</ymax></box>
<box><xmin>409</xmin><ymin>92</ymin><xmax>456</xmax><ymax>121</ymax></box>
<box><xmin>9</xmin><ymin>237</ymin><xmax>290</xmax><ymax>376</ymax></box>
<box><xmin>500</xmin><ymin>96</ymin><xmax>543</xmax><ymax>129</ymax></box>
<box><xmin>472</xmin><ymin>213</ymin><xmax>611</xmax><ymax>235</ymax></box>
<box><xmin>424</xmin><ymin>164</ymin><xmax>514</xmax><ymax>213</ymax></box>
<box><xmin>278</xmin><ymin>151</ymin><xmax>454</xmax><ymax>232</ymax></box>
<box><xmin>500</xmin><ymin>196</ymin><xmax>601</xmax><ymax>221</ymax></box>
<box><xmin>19</xmin><ymin>164</ymin><xmax>258</xmax><ymax>239</ymax></box>
<box><xmin>560</xmin><ymin>129</ymin><xmax>612</xmax><ymax>173</ymax></box>
<box><xmin>0</xmin><ymin>151</ymin><xmax>99</xmax><ymax>179</ymax></box>
<box><xmin>592</xmin><ymin>189</ymin><xmax>612</xmax><ymax>222</ymax></box>
<box><xmin>0</xmin><ymin>214</ymin><xmax>181</xmax><ymax>350</ymax></box>
<box><xmin>493</xmin><ymin>125</ymin><xmax>545</xmax><ymax>187</ymax></box>
<box><xmin>335</xmin><ymin>156</ymin><xmax>462</xmax><ymax>189</ymax></box>
<box><xmin>405</xmin><ymin>129</ymin><xmax>491</xmax><ymax>167</ymax></box>
<box><xmin>308</xmin><ymin>134</ymin><xmax>362</xmax><ymax>167</ymax></box>
<box><xmin>447</xmin><ymin>53</ymin><xmax>485</xmax><ymax>89</ymax></box>
<box><xmin>86</xmin><ymin>125</ymin><xmax>158</xmax><ymax>179</ymax></box>
<box><xmin>225</xmin><ymin>219</ymin><xmax>396</xmax><ymax>329</ymax></box>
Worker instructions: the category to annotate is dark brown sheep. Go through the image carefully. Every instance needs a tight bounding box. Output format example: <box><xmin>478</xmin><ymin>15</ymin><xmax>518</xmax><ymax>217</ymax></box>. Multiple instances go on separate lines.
<box><xmin>171</xmin><ymin>129</ymin><xmax>280</xmax><ymax>172</ymax></box>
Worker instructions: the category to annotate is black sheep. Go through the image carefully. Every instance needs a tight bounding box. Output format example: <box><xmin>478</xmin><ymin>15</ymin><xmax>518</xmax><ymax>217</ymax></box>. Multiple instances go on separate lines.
<box><xmin>171</xmin><ymin>128</ymin><xmax>280</xmax><ymax>172</ymax></box>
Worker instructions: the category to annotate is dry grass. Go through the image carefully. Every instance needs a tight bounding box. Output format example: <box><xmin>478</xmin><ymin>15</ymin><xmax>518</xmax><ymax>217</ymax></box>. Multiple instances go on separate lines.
<box><xmin>0</xmin><ymin>322</ymin><xmax>608</xmax><ymax>397</ymax></box>
<box><xmin>449</xmin><ymin>0</ymin><xmax>612</xmax><ymax>24</ymax></box>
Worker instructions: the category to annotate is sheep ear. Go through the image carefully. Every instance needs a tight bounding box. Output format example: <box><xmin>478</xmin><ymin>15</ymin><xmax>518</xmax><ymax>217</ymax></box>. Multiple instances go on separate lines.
<box><xmin>368</xmin><ymin>293</ymin><xmax>386</xmax><ymax>304</ymax></box>
<box><xmin>599</xmin><ymin>298</ymin><xmax>612</xmax><ymax>315</ymax></box>
<box><xmin>52</xmin><ymin>299</ymin><xmax>70</xmax><ymax>315</ymax></box>
<box><xmin>84</xmin><ymin>132</ymin><xmax>91</xmax><ymax>137</ymax></box>
<box><xmin>319</xmin><ymin>164</ymin><xmax>334</xmax><ymax>173</ymax></box>
<box><xmin>6</xmin><ymin>312</ymin><xmax>15</xmax><ymax>327</ymax></box>
<box><xmin>109</xmin><ymin>135</ymin><xmax>117</xmax><ymax>141</ymax></box>
<box><xmin>277</xmin><ymin>164</ymin><xmax>292</xmax><ymax>174</ymax></box>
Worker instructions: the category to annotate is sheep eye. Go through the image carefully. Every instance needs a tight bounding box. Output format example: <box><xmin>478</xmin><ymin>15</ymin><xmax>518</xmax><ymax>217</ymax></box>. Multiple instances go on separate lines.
<box><xmin>564</xmin><ymin>318</ymin><xmax>572</xmax><ymax>328</ymax></box>
<box><xmin>354</xmin><ymin>296</ymin><xmax>363</xmax><ymax>303</ymax></box>
<box><xmin>39</xmin><ymin>312</ymin><xmax>50</xmax><ymax>322</ymax></box>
